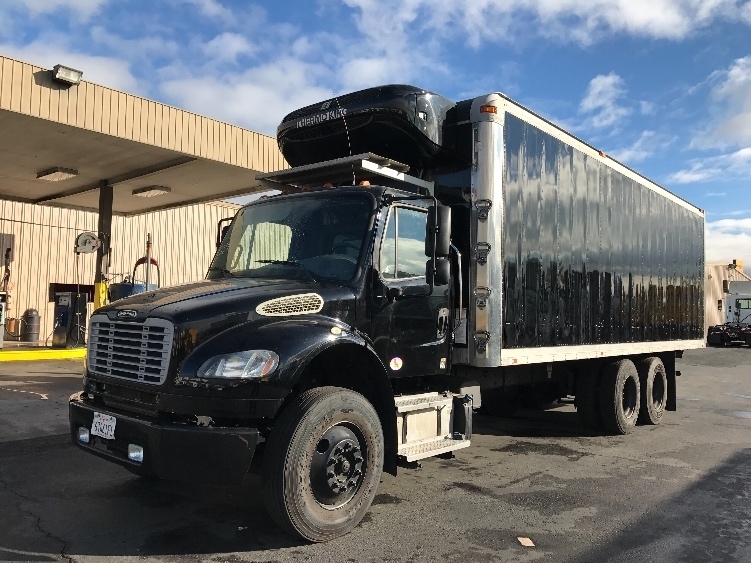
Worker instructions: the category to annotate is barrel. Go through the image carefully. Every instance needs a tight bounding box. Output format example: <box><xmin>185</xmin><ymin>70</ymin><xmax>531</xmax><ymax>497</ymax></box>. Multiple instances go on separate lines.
<box><xmin>20</xmin><ymin>308</ymin><xmax>40</xmax><ymax>342</ymax></box>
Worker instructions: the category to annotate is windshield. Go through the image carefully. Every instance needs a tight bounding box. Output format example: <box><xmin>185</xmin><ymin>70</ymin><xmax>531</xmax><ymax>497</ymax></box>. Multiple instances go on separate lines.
<box><xmin>208</xmin><ymin>192</ymin><xmax>374</xmax><ymax>282</ymax></box>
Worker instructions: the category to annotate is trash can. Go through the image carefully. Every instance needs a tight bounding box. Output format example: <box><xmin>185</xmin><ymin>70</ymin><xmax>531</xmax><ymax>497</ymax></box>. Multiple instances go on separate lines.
<box><xmin>20</xmin><ymin>308</ymin><xmax>40</xmax><ymax>342</ymax></box>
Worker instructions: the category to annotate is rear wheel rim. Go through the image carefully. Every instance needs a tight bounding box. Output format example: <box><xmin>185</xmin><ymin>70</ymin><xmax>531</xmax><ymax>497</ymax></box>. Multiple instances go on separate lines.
<box><xmin>652</xmin><ymin>372</ymin><xmax>665</xmax><ymax>409</ymax></box>
<box><xmin>622</xmin><ymin>376</ymin><xmax>638</xmax><ymax>418</ymax></box>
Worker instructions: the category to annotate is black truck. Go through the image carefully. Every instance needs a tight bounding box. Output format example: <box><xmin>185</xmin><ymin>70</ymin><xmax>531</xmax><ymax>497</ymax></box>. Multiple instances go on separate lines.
<box><xmin>70</xmin><ymin>85</ymin><xmax>705</xmax><ymax>541</ymax></box>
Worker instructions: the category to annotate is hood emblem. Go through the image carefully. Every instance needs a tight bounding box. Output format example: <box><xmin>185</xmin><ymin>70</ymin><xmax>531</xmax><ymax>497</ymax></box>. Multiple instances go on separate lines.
<box><xmin>117</xmin><ymin>310</ymin><xmax>138</xmax><ymax>319</ymax></box>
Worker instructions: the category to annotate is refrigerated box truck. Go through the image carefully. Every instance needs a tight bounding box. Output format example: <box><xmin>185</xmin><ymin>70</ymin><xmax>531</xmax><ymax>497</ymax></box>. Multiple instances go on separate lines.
<box><xmin>70</xmin><ymin>85</ymin><xmax>705</xmax><ymax>541</ymax></box>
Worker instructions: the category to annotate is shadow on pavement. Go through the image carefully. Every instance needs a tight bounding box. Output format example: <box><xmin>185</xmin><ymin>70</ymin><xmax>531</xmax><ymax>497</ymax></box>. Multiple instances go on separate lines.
<box><xmin>0</xmin><ymin>435</ymin><xmax>305</xmax><ymax>559</ymax></box>
<box><xmin>571</xmin><ymin>448</ymin><xmax>751</xmax><ymax>562</ymax></box>
<box><xmin>474</xmin><ymin>405</ymin><xmax>601</xmax><ymax>439</ymax></box>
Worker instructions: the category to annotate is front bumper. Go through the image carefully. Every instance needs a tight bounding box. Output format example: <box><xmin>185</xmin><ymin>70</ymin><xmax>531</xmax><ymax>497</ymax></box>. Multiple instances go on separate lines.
<box><xmin>69</xmin><ymin>392</ymin><xmax>259</xmax><ymax>485</ymax></box>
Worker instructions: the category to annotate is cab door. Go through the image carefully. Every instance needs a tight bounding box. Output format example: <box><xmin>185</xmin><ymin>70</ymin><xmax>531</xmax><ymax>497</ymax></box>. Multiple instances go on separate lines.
<box><xmin>370</xmin><ymin>205</ymin><xmax>451</xmax><ymax>378</ymax></box>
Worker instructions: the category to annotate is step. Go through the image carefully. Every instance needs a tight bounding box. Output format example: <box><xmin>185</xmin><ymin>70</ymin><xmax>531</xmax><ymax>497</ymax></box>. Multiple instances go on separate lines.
<box><xmin>397</xmin><ymin>436</ymin><xmax>471</xmax><ymax>462</ymax></box>
<box><xmin>394</xmin><ymin>392</ymin><xmax>454</xmax><ymax>413</ymax></box>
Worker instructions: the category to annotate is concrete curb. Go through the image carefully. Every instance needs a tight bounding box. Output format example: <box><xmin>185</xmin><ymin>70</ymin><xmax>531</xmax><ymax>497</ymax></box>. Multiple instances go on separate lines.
<box><xmin>0</xmin><ymin>348</ymin><xmax>86</xmax><ymax>362</ymax></box>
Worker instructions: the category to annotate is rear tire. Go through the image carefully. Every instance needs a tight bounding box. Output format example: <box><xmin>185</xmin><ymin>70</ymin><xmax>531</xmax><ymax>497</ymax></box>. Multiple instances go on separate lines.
<box><xmin>262</xmin><ymin>387</ymin><xmax>384</xmax><ymax>542</ymax></box>
<box><xmin>636</xmin><ymin>357</ymin><xmax>667</xmax><ymax>425</ymax></box>
<box><xmin>598</xmin><ymin>359</ymin><xmax>640</xmax><ymax>435</ymax></box>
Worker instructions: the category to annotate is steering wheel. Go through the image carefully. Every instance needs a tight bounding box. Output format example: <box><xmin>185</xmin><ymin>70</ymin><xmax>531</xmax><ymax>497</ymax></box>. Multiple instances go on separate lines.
<box><xmin>332</xmin><ymin>242</ymin><xmax>360</xmax><ymax>255</ymax></box>
<box><xmin>328</xmin><ymin>253</ymin><xmax>357</xmax><ymax>264</ymax></box>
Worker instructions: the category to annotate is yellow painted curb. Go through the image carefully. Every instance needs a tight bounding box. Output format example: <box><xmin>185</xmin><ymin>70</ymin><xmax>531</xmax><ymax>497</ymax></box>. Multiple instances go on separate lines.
<box><xmin>0</xmin><ymin>348</ymin><xmax>87</xmax><ymax>362</ymax></box>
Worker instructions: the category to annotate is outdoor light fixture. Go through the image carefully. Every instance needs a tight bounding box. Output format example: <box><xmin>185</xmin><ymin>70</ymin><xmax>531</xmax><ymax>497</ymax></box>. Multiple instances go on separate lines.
<box><xmin>132</xmin><ymin>186</ymin><xmax>171</xmax><ymax>198</ymax></box>
<box><xmin>52</xmin><ymin>64</ymin><xmax>83</xmax><ymax>85</ymax></box>
<box><xmin>37</xmin><ymin>167</ymin><xmax>78</xmax><ymax>182</ymax></box>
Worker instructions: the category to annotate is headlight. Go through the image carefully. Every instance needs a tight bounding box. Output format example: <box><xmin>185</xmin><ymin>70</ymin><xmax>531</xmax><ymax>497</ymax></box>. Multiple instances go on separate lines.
<box><xmin>197</xmin><ymin>350</ymin><xmax>279</xmax><ymax>380</ymax></box>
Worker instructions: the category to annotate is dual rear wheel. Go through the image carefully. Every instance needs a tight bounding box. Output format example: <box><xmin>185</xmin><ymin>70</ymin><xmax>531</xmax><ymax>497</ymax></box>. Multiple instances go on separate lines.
<box><xmin>578</xmin><ymin>356</ymin><xmax>668</xmax><ymax>435</ymax></box>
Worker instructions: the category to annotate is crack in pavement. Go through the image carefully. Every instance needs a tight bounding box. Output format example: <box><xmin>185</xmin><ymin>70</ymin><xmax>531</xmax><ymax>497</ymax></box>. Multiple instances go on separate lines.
<box><xmin>0</xmin><ymin>477</ymin><xmax>75</xmax><ymax>562</ymax></box>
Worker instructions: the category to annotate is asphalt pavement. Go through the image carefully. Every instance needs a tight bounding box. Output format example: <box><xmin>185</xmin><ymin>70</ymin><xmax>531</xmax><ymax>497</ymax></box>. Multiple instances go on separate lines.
<box><xmin>1</xmin><ymin>348</ymin><xmax>750</xmax><ymax>562</ymax></box>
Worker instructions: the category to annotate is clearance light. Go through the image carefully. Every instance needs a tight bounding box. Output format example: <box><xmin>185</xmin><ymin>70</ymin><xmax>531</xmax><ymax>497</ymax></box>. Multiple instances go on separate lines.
<box><xmin>479</xmin><ymin>105</ymin><xmax>498</xmax><ymax>114</ymax></box>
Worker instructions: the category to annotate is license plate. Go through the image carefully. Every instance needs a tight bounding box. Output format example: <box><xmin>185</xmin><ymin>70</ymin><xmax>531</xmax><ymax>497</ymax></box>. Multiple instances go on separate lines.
<box><xmin>91</xmin><ymin>412</ymin><xmax>116</xmax><ymax>440</ymax></box>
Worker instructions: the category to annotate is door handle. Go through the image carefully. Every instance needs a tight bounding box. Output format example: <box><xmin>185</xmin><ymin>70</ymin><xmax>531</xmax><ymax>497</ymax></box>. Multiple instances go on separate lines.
<box><xmin>437</xmin><ymin>307</ymin><xmax>449</xmax><ymax>338</ymax></box>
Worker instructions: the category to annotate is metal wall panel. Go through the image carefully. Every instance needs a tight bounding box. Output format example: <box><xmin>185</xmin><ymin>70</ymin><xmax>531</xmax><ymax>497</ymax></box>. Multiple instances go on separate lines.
<box><xmin>0</xmin><ymin>55</ymin><xmax>284</xmax><ymax>172</ymax></box>
<box><xmin>0</xmin><ymin>199</ymin><xmax>238</xmax><ymax>343</ymax></box>
<box><xmin>501</xmin><ymin>113</ymin><xmax>705</xmax><ymax>348</ymax></box>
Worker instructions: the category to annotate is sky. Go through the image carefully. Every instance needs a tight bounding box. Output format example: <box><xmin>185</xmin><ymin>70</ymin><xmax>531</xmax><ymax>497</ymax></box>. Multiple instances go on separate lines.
<box><xmin>2</xmin><ymin>0</ymin><xmax>751</xmax><ymax>267</ymax></box>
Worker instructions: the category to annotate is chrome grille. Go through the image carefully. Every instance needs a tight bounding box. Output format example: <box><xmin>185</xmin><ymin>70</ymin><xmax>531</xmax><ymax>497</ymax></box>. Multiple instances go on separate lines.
<box><xmin>87</xmin><ymin>315</ymin><xmax>173</xmax><ymax>385</ymax></box>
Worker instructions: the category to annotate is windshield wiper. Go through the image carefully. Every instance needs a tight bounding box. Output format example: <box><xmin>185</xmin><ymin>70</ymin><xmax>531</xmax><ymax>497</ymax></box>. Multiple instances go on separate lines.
<box><xmin>207</xmin><ymin>267</ymin><xmax>235</xmax><ymax>277</ymax></box>
<box><xmin>255</xmin><ymin>260</ymin><xmax>316</xmax><ymax>281</ymax></box>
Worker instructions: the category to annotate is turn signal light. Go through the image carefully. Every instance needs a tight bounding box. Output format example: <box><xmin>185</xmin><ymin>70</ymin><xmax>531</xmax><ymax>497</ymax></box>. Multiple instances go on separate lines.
<box><xmin>480</xmin><ymin>105</ymin><xmax>497</xmax><ymax>114</ymax></box>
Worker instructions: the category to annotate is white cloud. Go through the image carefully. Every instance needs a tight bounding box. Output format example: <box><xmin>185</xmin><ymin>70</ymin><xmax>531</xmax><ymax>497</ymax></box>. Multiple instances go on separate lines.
<box><xmin>702</xmin><ymin>56</ymin><xmax>751</xmax><ymax>148</ymax></box>
<box><xmin>366</xmin><ymin>0</ymin><xmax>751</xmax><ymax>48</ymax></box>
<box><xmin>203</xmin><ymin>33</ymin><xmax>257</xmax><ymax>63</ymax></box>
<box><xmin>579</xmin><ymin>73</ymin><xmax>631</xmax><ymax>129</ymax></box>
<box><xmin>705</xmin><ymin>191</ymin><xmax>727</xmax><ymax>197</ymax></box>
<box><xmin>667</xmin><ymin>147</ymin><xmax>751</xmax><ymax>183</ymax></box>
<box><xmin>608</xmin><ymin>130</ymin><xmax>663</xmax><ymax>163</ymax></box>
<box><xmin>0</xmin><ymin>39</ymin><xmax>139</xmax><ymax>92</ymax></box>
<box><xmin>640</xmin><ymin>100</ymin><xmax>656</xmax><ymax>115</ymax></box>
<box><xmin>19</xmin><ymin>0</ymin><xmax>108</xmax><ymax>19</ymax></box>
<box><xmin>179</xmin><ymin>0</ymin><xmax>234</xmax><ymax>23</ymax></box>
<box><xmin>706</xmin><ymin>218</ymin><xmax>751</xmax><ymax>267</ymax></box>
<box><xmin>160</xmin><ymin>58</ymin><xmax>337</xmax><ymax>135</ymax></box>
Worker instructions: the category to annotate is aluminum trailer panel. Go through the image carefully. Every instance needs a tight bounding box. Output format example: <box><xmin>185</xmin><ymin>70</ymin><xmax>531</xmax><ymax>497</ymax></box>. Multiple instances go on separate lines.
<box><xmin>466</xmin><ymin>94</ymin><xmax>705</xmax><ymax>367</ymax></box>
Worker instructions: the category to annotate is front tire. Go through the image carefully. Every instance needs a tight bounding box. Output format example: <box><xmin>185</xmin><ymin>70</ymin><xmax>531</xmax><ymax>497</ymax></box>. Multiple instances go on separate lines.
<box><xmin>262</xmin><ymin>387</ymin><xmax>384</xmax><ymax>542</ymax></box>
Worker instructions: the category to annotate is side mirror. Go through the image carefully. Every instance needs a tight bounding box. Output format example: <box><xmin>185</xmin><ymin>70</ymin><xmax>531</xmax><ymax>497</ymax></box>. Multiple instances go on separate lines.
<box><xmin>216</xmin><ymin>218</ymin><xmax>233</xmax><ymax>248</ymax></box>
<box><xmin>427</xmin><ymin>257</ymin><xmax>451</xmax><ymax>286</ymax></box>
<box><xmin>426</xmin><ymin>205</ymin><xmax>451</xmax><ymax>258</ymax></box>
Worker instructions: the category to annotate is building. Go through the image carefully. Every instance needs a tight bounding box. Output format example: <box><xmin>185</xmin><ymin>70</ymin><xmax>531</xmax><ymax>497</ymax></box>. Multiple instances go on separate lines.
<box><xmin>0</xmin><ymin>55</ymin><xmax>285</xmax><ymax>345</ymax></box>
<box><xmin>705</xmin><ymin>260</ymin><xmax>751</xmax><ymax>331</ymax></box>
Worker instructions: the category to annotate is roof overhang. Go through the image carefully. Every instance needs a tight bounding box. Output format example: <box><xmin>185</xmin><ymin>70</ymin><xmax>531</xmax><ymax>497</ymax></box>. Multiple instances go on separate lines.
<box><xmin>0</xmin><ymin>55</ymin><xmax>286</xmax><ymax>216</ymax></box>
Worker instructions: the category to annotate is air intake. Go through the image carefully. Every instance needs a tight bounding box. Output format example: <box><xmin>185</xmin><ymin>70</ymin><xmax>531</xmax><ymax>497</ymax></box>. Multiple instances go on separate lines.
<box><xmin>256</xmin><ymin>293</ymin><xmax>324</xmax><ymax>317</ymax></box>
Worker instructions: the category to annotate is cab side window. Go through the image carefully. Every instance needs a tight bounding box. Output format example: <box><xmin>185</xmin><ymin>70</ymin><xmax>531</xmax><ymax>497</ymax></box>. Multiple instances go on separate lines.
<box><xmin>380</xmin><ymin>207</ymin><xmax>427</xmax><ymax>279</ymax></box>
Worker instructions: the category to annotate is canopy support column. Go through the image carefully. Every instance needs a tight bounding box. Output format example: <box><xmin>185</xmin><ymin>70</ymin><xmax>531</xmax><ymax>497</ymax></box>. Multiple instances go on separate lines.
<box><xmin>94</xmin><ymin>180</ymin><xmax>113</xmax><ymax>310</ymax></box>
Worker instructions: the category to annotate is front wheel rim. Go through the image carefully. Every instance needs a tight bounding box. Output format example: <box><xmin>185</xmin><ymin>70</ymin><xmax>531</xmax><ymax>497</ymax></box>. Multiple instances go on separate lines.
<box><xmin>309</xmin><ymin>424</ymin><xmax>366</xmax><ymax>510</ymax></box>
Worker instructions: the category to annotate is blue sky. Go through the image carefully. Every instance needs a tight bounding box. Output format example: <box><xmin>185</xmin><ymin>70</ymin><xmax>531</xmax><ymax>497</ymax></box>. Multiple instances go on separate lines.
<box><xmin>3</xmin><ymin>0</ymin><xmax>751</xmax><ymax>267</ymax></box>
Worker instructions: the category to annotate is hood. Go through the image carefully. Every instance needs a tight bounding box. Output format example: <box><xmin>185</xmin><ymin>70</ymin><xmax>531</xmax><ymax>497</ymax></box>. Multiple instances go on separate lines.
<box><xmin>99</xmin><ymin>278</ymin><xmax>350</xmax><ymax>321</ymax></box>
